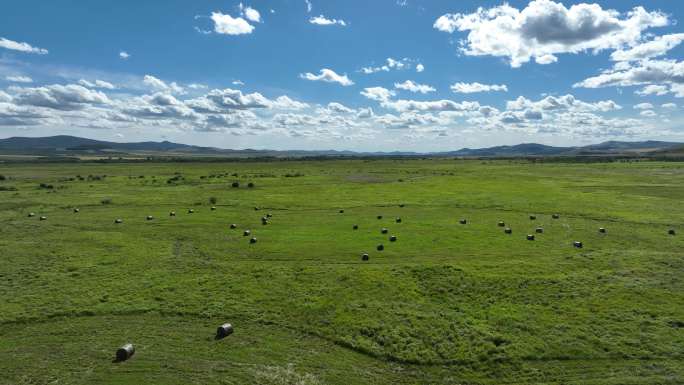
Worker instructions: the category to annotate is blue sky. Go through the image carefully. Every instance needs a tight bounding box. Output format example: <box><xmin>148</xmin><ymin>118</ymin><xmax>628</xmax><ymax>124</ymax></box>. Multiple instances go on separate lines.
<box><xmin>1</xmin><ymin>0</ymin><xmax>683</xmax><ymax>151</ymax></box>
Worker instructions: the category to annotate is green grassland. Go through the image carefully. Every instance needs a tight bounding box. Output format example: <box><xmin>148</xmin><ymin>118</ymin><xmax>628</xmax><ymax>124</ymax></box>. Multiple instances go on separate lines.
<box><xmin>0</xmin><ymin>159</ymin><xmax>682</xmax><ymax>384</ymax></box>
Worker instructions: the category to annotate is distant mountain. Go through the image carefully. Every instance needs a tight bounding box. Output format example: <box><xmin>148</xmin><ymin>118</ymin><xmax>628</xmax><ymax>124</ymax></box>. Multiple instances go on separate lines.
<box><xmin>0</xmin><ymin>135</ymin><xmax>682</xmax><ymax>158</ymax></box>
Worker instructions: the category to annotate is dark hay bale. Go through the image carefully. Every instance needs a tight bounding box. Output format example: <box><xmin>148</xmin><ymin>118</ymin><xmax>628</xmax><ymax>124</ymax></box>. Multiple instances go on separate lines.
<box><xmin>339</xmin><ymin>209</ymin><xmax>345</xmax><ymax>214</ymax></box>
<box><xmin>28</xmin><ymin>212</ymin><xmax>35</xmax><ymax>217</ymax></box>
<box><xmin>504</xmin><ymin>228</ymin><xmax>512</xmax><ymax>234</ymax></box>
<box><xmin>535</xmin><ymin>227</ymin><xmax>543</xmax><ymax>233</ymax></box>
<box><xmin>146</xmin><ymin>215</ymin><xmax>154</xmax><ymax>221</ymax></box>
<box><xmin>552</xmin><ymin>214</ymin><xmax>560</xmax><ymax>219</ymax></box>
<box><xmin>266</xmin><ymin>213</ymin><xmax>272</xmax><ymax>218</ymax></box>
<box><xmin>211</xmin><ymin>206</ymin><xmax>217</xmax><ymax>211</ymax></box>
<box><xmin>669</xmin><ymin>229</ymin><xmax>676</xmax><ymax>235</ymax></box>
<box><xmin>115</xmin><ymin>218</ymin><xmax>123</xmax><ymax>224</ymax></box>
<box><xmin>170</xmin><ymin>211</ymin><xmax>176</xmax><ymax>216</ymax></box>
<box><xmin>395</xmin><ymin>217</ymin><xmax>402</xmax><ymax>223</ymax></box>
<box><xmin>243</xmin><ymin>230</ymin><xmax>251</xmax><ymax>236</ymax></box>
<box><xmin>389</xmin><ymin>235</ymin><xmax>397</xmax><ymax>242</ymax></box>
<box><xmin>573</xmin><ymin>241</ymin><xmax>583</xmax><ymax>248</ymax></box>
<box><xmin>254</xmin><ymin>207</ymin><xmax>260</xmax><ymax>211</ymax></box>
<box><xmin>599</xmin><ymin>227</ymin><xmax>606</xmax><ymax>233</ymax></box>
<box><xmin>215</xmin><ymin>323</ymin><xmax>234</xmax><ymax>340</ymax></box>
<box><xmin>459</xmin><ymin>219</ymin><xmax>467</xmax><ymax>224</ymax></box>
<box><xmin>527</xmin><ymin>234</ymin><xmax>535</xmax><ymax>241</ymax></box>
<box><xmin>248</xmin><ymin>182</ymin><xmax>255</xmax><ymax>188</ymax></box>
<box><xmin>39</xmin><ymin>216</ymin><xmax>47</xmax><ymax>221</ymax></box>
<box><xmin>230</xmin><ymin>224</ymin><xmax>237</xmax><ymax>229</ymax></box>
<box><xmin>361</xmin><ymin>253</ymin><xmax>369</xmax><ymax>261</ymax></box>
<box><xmin>188</xmin><ymin>209</ymin><xmax>194</xmax><ymax>214</ymax></box>
<box><xmin>498</xmin><ymin>221</ymin><xmax>505</xmax><ymax>227</ymax></box>
<box><xmin>231</xmin><ymin>181</ymin><xmax>240</xmax><ymax>188</ymax></box>
<box><xmin>115</xmin><ymin>344</ymin><xmax>135</xmax><ymax>362</ymax></box>
<box><xmin>529</xmin><ymin>215</ymin><xmax>536</xmax><ymax>220</ymax></box>
<box><xmin>377</xmin><ymin>215</ymin><xmax>383</xmax><ymax>220</ymax></box>
<box><xmin>399</xmin><ymin>204</ymin><xmax>405</xmax><ymax>208</ymax></box>
<box><xmin>376</xmin><ymin>244</ymin><xmax>384</xmax><ymax>251</ymax></box>
<box><xmin>353</xmin><ymin>224</ymin><xmax>358</xmax><ymax>230</ymax></box>
<box><xmin>250</xmin><ymin>237</ymin><xmax>257</xmax><ymax>244</ymax></box>
<box><xmin>381</xmin><ymin>228</ymin><xmax>388</xmax><ymax>234</ymax></box>
<box><xmin>73</xmin><ymin>208</ymin><xmax>80</xmax><ymax>213</ymax></box>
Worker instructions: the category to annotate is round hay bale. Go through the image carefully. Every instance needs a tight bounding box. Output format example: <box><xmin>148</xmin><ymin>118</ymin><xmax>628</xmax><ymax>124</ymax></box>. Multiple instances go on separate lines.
<box><xmin>230</xmin><ymin>223</ymin><xmax>237</xmax><ymax>229</ymax></box>
<box><xmin>216</xmin><ymin>323</ymin><xmax>233</xmax><ymax>339</ymax></box>
<box><xmin>527</xmin><ymin>234</ymin><xmax>535</xmax><ymax>241</ymax></box>
<box><xmin>250</xmin><ymin>237</ymin><xmax>257</xmax><ymax>244</ymax></box>
<box><xmin>188</xmin><ymin>209</ymin><xmax>194</xmax><ymax>214</ymax></box>
<box><xmin>115</xmin><ymin>218</ymin><xmax>122</xmax><ymax>224</ymax></box>
<box><xmin>28</xmin><ymin>212</ymin><xmax>35</xmax><ymax>217</ymax></box>
<box><xmin>254</xmin><ymin>207</ymin><xmax>260</xmax><ymax>211</ymax></box>
<box><xmin>146</xmin><ymin>215</ymin><xmax>153</xmax><ymax>221</ymax></box>
<box><xmin>211</xmin><ymin>206</ymin><xmax>217</xmax><ymax>211</ymax></box>
<box><xmin>381</xmin><ymin>228</ymin><xmax>388</xmax><ymax>234</ymax></box>
<box><xmin>73</xmin><ymin>208</ymin><xmax>80</xmax><ymax>213</ymax></box>
<box><xmin>243</xmin><ymin>230</ymin><xmax>251</xmax><ymax>236</ymax></box>
<box><xmin>399</xmin><ymin>204</ymin><xmax>405</xmax><ymax>208</ymax></box>
<box><xmin>169</xmin><ymin>211</ymin><xmax>176</xmax><ymax>216</ymax></box>
<box><xmin>552</xmin><ymin>214</ymin><xmax>560</xmax><ymax>219</ymax></box>
<box><xmin>504</xmin><ymin>228</ymin><xmax>512</xmax><ymax>234</ymax></box>
<box><xmin>376</xmin><ymin>244</ymin><xmax>384</xmax><ymax>251</ymax></box>
<box><xmin>339</xmin><ymin>209</ymin><xmax>345</xmax><ymax>214</ymax></box>
<box><xmin>535</xmin><ymin>227</ymin><xmax>543</xmax><ymax>233</ymax></box>
<box><xmin>39</xmin><ymin>216</ymin><xmax>47</xmax><ymax>221</ymax></box>
<box><xmin>669</xmin><ymin>229</ymin><xmax>676</xmax><ymax>235</ymax></box>
<box><xmin>266</xmin><ymin>213</ymin><xmax>272</xmax><ymax>218</ymax></box>
<box><xmin>459</xmin><ymin>219</ymin><xmax>467</xmax><ymax>224</ymax></box>
<box><xmin>395</xmin><ymin>217</ymin><xmax>402</xmax><ymax>223</ymax></box>
<box><xmin>361</xmin><ymin>253</ymin><xmax>369</xmax><ymax>261</ymax></box>
<box><xmin>352</xmin><ymin>224</ymin><xmax>358</xmax><ymax>230</ymax></box>
<box><xmin>115</xmin><ymin>343</ymin><xmax>135</xmax><ymax>362</ymax></box>
<box><xmin>231</xmin><ymin>181</ymin><xmax>239</xmax><ymax>188</ymax></box>
<box><xmin>498</xmin><ymin>221</ymin><xmax>505</xmax><ymax>227</ymax></box>
<box><xmin>573</xmin><ymin>241</ymin><xmax>583</xmax><ymax>248</ymax></box>
<box><xmin>248</xmin><ymin>182</ymin><xmax>255</xmax><ymax>188</ymax></box>
<box><xmin>599</xmin><ymin>227</ymin><xmax>606</xmax><ymax>233</ymax></box>
<box><xmin>377</xmin><ymin>215</ymin><xmax>383</xmax><ymax>220</ymax></box>
<box><xmin>529</xmin><ymin>215</ymin><xmax>536</xmax><ymax>220</ymax></box>
<box><xmin>389</xmin><ymin>235</ymin><xmax>397</xmax><ymax>242</ymax></box>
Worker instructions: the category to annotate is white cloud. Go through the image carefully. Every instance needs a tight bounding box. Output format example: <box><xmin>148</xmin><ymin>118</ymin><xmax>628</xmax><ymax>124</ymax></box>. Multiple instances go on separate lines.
<box><xmin>633</xmin><ymin>102</ymin><xmax>654</xmax><ymax>110</ymax></box>
<box><xmin>327</xmin><ymin>102</ymin><xmax>354</xmax><ymax>113</ymax></box>
<box><xmin>188</xmin><ymin>83</ymin><xmax>208</xmax><ymax>90</ymax></box>
<box><xmin>211</xmin><ymin>12</ymin><xmax>255</xmax><ymax>35</ymax></box>
<box><xmin>239</xmin><ymin>3</ymin><xmax>261</xmax><ymax>23</ymax></box>
<box><xmin>635</xmin><ymin>84</ymin><xmax>668</xmax><ymax>96</ymax></box>
<box><xmin>381</xmin><ymin>99</ymin><xmax>481</xmax><ymax>113</ymax></box>
<box><xmin>0</xmin><ymin>37</ymin><xmax>48</xmax><ymax>54</ymax></box>
<box><xmin>78</xmin><ymin>79</ymin><xmax>116</xmax><ymax>90</ymax></box>
<box><xmin>394</xmin><ymin>80</ymin><xmax>435</xmax><ymax>94</ymax></box>
<box><xmin>434</xmin><ymin>1</ymin><xmax>669</xmax><ymax>67</ymax></box>
<box><xmin>574</xmin><ymin>59</ymin><xmax>684</xmax><ymax>93</ymax></box>
<box><xmin>360</xmin><ymin>87</ymin><xmax>395</xmax><ymax>102</ymax></box>
<box><xmin>305</xmin><ymin>0</ymin><xmax>312</xmax><ymax>13</ymax></box>
<box><xmin>143</xmin><ymin>75</ymin><xmax>185</xmax><ymax>94</ymax></box>
<box><xmin>451</xmin><ymin>82</ymin><xmax>507</xmax><ymax>93</ymax></box>
<box><xmin>119</xmin><ymin>51</ymin><xmax>130</xmax><ymax>60</ymax></box>
<box><xmin>416</xmin><ymin>63</ymin><xmax>425</xmax><ymax>72</ymax></box>
<box><xmin>361</xmin><ymin>57</ymin><xmax>411</xmax><ymax>74</ymax></box>
<box><xmin>10</xmin><ymin>84</ymin><xmax>111</xmax><ymax>111</ymax></box>
<box><xmin>300</xmin><ymin>68</ymin><xmax>354</xmax><ymax>86</ymax></box>
<box><xmin>309</xmin><ymin>15</ymin><xmax>346</xmax><ymax>26</ymax></box>
<box><xmin>232</xmin><ymin>80</ymin><xmax>245</xmax><ymax>86</ymax></box>
<box><xmin>611</xmin><ymin>33</ymin><xmax>684</xmax><ymax>62</ymax></box>
<box><xmin>661</xmin><ymin>103</ymin><xmax>677</xmax><ymax>109</ymax></box>
<box><xmin>273</xmin><ymin>95</ymin><xmax>309</xmax><ymax>110</ymax></box>
<box><xmin>507</xmin><ymin>94</ymin><xmax>621</xmax><ymax>112</ymax></box>
<box><xmin>5</xmin><ymin>75</ymin><xmax>33</xmax><ymax>83</ymax></box>
<box><xmin>640</xmin><ymin>109</ymin><xmax>656</xmax><ymax>117</ymax></box>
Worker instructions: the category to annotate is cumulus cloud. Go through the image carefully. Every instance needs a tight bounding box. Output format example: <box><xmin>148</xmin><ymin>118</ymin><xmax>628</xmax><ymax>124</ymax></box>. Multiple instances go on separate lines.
<box><xmin>5</xmin><ymin>75</ymin><xmax>33</xmax><ymax>83</ymax></box>
<box><xmin>416</xmin><ymin>63</ymin><xmax>425</xmax><ymax>72</ymax></box>
<box><xmin>360</xmin><ymin>87</ymin><xmax>395</xmax><ymax>102</ymax></box>
<box><xmin>661</xmin><ymin>103</ymin><xmax>677</xmax><ymax>109</ymax></box>
<box><xmin>305</xmin><ymin>0</ymin><xmax>312</xmax><ymax>13</ymax></box>
<box><xmin>635</xmin><ymin>84</ymin><xmax>668</xmax><ymax>96</ymax></box>
<box><xmin>394</xmin><ymin>80</ymin><xmax>435</xmax><ymax>94</ymax></box>
<box><xmin>381</xmin><ymin>99</ymin><xmax>481</xmax><ymax>113</ymax></box>
<box><xmin>611</xmin><ymin>33</ymin><xmax>684</xmax><ymax>62</ymax></box>
<box><xmin>300</xmin><ymin>68</ymin><xmax>354</xmax><ymax>86</ymax></box>
<box><xmin>309</xmin><ymin>15</ymin><xmax>346</xmax><ymax>26</ymax></box>
<box><xmin>450</xmin><ymin>82</ymin><xmax>507</xmax><ymax>93</ymax></box>
<box><xmin>0</xmin><ymin>37</ymin><xmax>48</xmax><ymax>54</ymax></box>
<box><xmin>78</xmin><ymin>79</ymin><xmax>116</xmax><ymax>90</ymax></box>
<box><xmin>327</xmin><ymin>102</ymin><xmax>354</xmax><ymax>113</ymax></box>
<box><xmin>232</xmin><ymin>80</ymin><xmax>245</xmax><ymax>86</ymax></box>
<box><xmin>211</xmin><ymin>11</ymin><xmax>255</xmax><ymax>35</ymax></box>
<box><xmin>143</xmin><ymin>75</ymin><xmax>185</xmax><ymax>94</ymax></box>
<box><xmin>239</xmin><ymin>3</ymin><xmax>261</xmax><ymax>23</ymax></box>
<box><xmin>506</xmin><ymin>94</ymin><xmax>621</xmax><ymax>112</ymax></box>
<box><xmin>574</xmin><ymin>59</ymin><xmax>684</xmax><ymax>91</ymax></box>
<box><xmin>434</xmin><ymin>0</ymin><xmax>669</xmax><ymax>67</ymax></box>
<box><xmin>272</xmin><ymin>95</ymin><xmax>309</xmax><ymax>110</ymax></box>
<box><xmin>10</xmin><ymin>84</ymin><xmax>111</xmax><ymax>111</ymax></box>
<box><xmin>361</xmin><ymin>57</ymin><xmax>412</xmax><ymax>74</ymax></box>
<box><xmin>640</xmin><ymin>109</ymin><xmax>656</xmax><ymax>117</ymax></box>
<box><xmin>633</xmin><ymin>102</ymin><xmax>654</xmax><ymax>110</ymax></box>
<box><xmin>119</xmin><ymin>51</ymin><xmax>130</xmax><ymax>59</ymax></box>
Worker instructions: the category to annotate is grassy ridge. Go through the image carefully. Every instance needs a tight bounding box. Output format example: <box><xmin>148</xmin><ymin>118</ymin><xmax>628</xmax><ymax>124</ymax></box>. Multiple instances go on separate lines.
<box><xmin>0</xmin><ymin>159</ymin><xmax>682</xmax><ymax>384</ymax></box>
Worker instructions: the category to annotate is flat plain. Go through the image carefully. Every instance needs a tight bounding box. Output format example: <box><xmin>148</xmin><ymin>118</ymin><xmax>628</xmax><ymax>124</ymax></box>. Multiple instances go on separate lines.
<box><xmin>0</xmin><ymin>159</ymin><xmax>682</xmax><ymax>384</ymax></box>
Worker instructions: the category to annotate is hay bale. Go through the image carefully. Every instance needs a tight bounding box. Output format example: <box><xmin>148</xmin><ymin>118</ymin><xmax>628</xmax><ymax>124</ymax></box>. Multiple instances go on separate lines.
<box><xmin>599</xmin><ymin>227</ymin><xmax>606</xmax><ymax>233</ymax></box>
<box><xmin>28</xmin><ymin>212</ymin><xmax>35</xmax><ymax>217</ymax></box>
<box><xmin>339</xmin><ymin>209</ymin><xmax>345</xmax><ymax>214</ymax></box>
<box><xmin>498</xmin><ymin>221</ymin><xmax>505</xmax><ymax>227</ymax></box>
<box><xmin>535</xmin><ymin>227</ymin><xmax>543</xmax><ymax>233</ymax></box>
<box><xmin>216</xmin><ymin>323</ymin><xmax>234</xmax><ymax>339</ymax></box>
<box><xmin>146</xmin><ymin>215</ymin><xmax>154</xmax><ymax>221</ymax></box>
<box><xmin>381</xmin><ymin>228</ymin><xmax>388</xmax><ymax>234</ymax></box>
<box><xmin>395</xmin><ymin>217</ymin><xmax>402</xmax><ymax>223</ymax></box>
<box><xmin>115</xmin><ymin>218</ymin><xmax>123</xmax><ymax>224</ymax></box>
<box><xmin>230</xmin><ymin>223</ymin><xmax>237</xmax><ymax>229</ymax></box>
<box><xmin>573</xmin><ymin>241</ymin><xmax>583</xmax><ymax>248</ymax></box>
<box><xmin>169</xmin><ymin>211</ymin><xmax>176</xmax><ymax>216</ymax></box>
<box><xmin>376</xmin><ymin>244</ymin><xmax>384</xmax><ymax>251</ymax></box>
<box><xmin>73</xmin><ymin>208</ymin><xmax>80</xmax><ymax>213</ymax></box>
<box><xmin>266</xmin><ymin>213</ymin><xmax>273</xmax><ymax>218</ymax></box>
<box><xmin>352</xmin><ymin>224</ymin><xmax>358</xmax><ymax>230</ymax></box>
<box><xmin>39</xmin><ymin>216</ymin><xmax>47</xmax><ymax>221</ymax></box>
<box><xmin>231</xmin><ymin>182</ymin><xmax>240</xmax><ymax>188</ymax></box>
<box><xmin>248</xmin><ymin>182</ymin><xmax>255</xmax><ymax>188</ymax></box>
<box><xmin>115</xmin><ymin>343</ymin><xmax>135</xmax><ymax>362</ymax></box>
<box><xmin>552</xmin><ymin>214</ymin><xmax>560</xmax><ymax>219</ymax></box>
<box><xmin>669</xmin><ymin>229</ymin><xmax>676</xmax><ymax>235</ymax></box>
<box><xmin>211</xmin><ymin>206</ymin><xmax>217</xmax><ymax>211</ymax></box>
<box><xmin>389</xmin><ymin>235</ymin><xmax>397</xmax><ymax>242</ymax></box>
<box><xmin>504</xmin><ymin>228</ymin><xmax>512</xmax><ymax>234</ymax></box>
<box><xmin>529</xmin><ymin>215</ymin><xmax>536</xmax><ymax>220</ymax></box>
<box><xmin>377</xmin><ymin>215</ymin><xmax>383</xmax><ymax>220</ymax></box>
<box><xmin>188</xmin><ymin>209</ymin><xmax>194</xmax><ymax>214</ymax></box>
<box><xmin>459</xmin><ymin>219</ymin><xmax>467</xmax><ymax>224</ymax></box>
<box><xmin>243</xmin><ymin>230</ymin><xmax>251</xmax><ymax>236</ymax></box>
<box><xmin>361</xmin><ymin>253</ymin><xmax>369</xmax><ymax>261</ymax></box>
<box><xmin>399</xmin><ymin>204</ymin><xmax>405</xmax><ymax>208</ymax></box>
<box><xmin>527</xmin><ymin>234</ymin><xmax>535</xmax><ymax>241</ymax></box>
<box><xmin>254</xmin><ymin>207</ymin><xmax>260</xmax><ymax>211</ymax></box>
<box><xmin>250</xmin><ymin>237</ymin><xmax>257</xmax><ymax>244</ymax></box>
